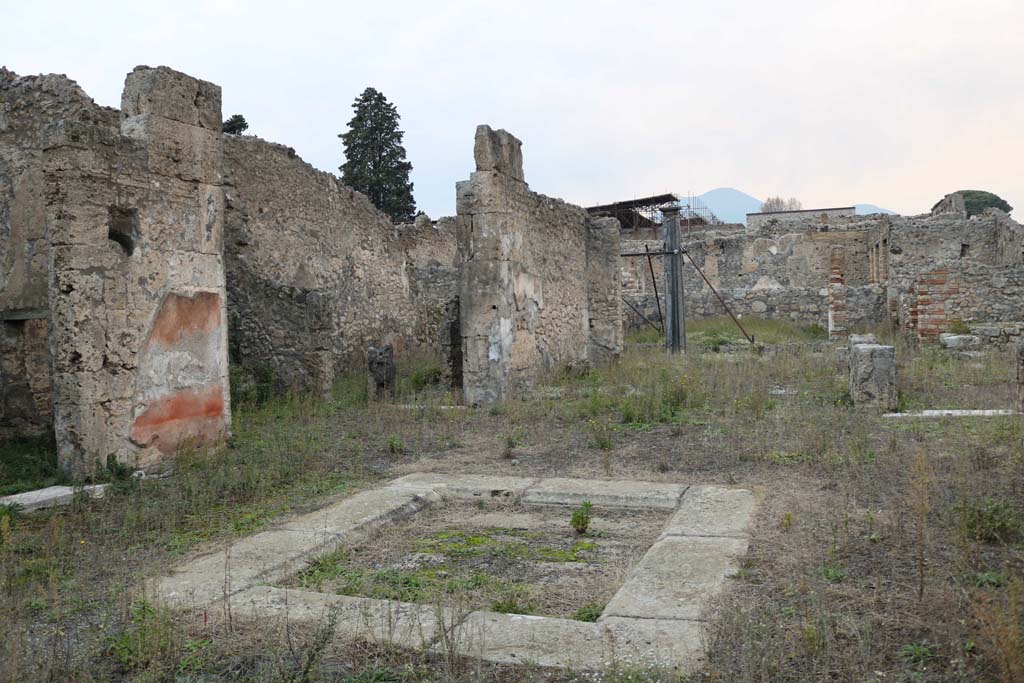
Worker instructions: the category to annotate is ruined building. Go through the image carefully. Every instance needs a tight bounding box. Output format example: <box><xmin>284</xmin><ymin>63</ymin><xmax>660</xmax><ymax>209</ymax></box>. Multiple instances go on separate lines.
<box><xmin>0</xmin><ymin>65</ymin><xmax>622</xmax><ymax>477</ymax></box>
<box><xmin>617</xmin><ymin>195</ymin><xmax>1024</xmax><ymax>342</ymax></box>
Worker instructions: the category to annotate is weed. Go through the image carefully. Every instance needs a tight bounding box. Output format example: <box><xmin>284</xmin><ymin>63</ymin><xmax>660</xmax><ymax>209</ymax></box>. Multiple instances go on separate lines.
<box><xmin>573</xmin><ymin>602</ymin><xmax>605</xmax><ymax>622</ymax></box>
<box><xmin>587</xmin><ymin>418</ymin><xmax>614</xmax><ymax>451</ymax></box>
<box><xmin>955</xmin><ymin>496</ymin><xmax>1021</xmax><ymax>543</ymax></box>
<box><xmin>386</xmin><ymin>436</ymin><xmax>405</xmax><ymax>454</ymax></box>
<box><xmin>822</xmin><ymin>564</ymin><xmax>847</xmax><ymax>583</ymax></box>
<box><xmin>971</xmin><ymin>571</ymin><xmax>1005</xmax><ymax>588</ymax></box>
<box><xmin>781</xmin><ymin>512</ymin><xmax>793</xmax><ymax>531</ymax></box>
<box><xmin>909</xmin><ymin>450</ymin><xmax>932</xmax><ymax>599</ymax></box>
<box><xmin>490</xmin><ymin>586</ymin><xmax>535</xmax><ymax>615</ymax></box>
<box><xmin>948</xmin><ymin>319</ymin><xmax>971</xmax><ymax>335</ymax></box>
<box><xmin>571</xmin><ymin>501</ymin><xmax>593</xmax><ymax>535</ymax></box>
<box><xmin>901</xmin><ymin>641</ymin><xmax>936</xmax><ymax>667</ymax></box>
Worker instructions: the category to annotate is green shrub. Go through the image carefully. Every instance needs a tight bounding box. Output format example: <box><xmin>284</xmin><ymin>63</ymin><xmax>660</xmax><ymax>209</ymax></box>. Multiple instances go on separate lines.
<box><xmin>571</xmin><ymin>500</ymin><xmax>593</xmax><ymax>535</ymax></box>
<box><xmin>410</xmin><ymin>365</ymin><xmax>442</xmax><ymax>391</ymax></box>
<box><xmin>955</xmin><ymin>497</ymin><xmax>1021</xmax><ymax>543</ymax></box>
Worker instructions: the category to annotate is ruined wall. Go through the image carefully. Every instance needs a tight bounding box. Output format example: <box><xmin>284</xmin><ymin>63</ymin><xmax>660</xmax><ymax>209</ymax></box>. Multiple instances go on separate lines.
<box><xmin>681</xmin><ymin>228</ymin><xmax>869</xmax><ymax>327</ymax></box>
<box><xmin>747</xmin><ymin>206</ymin><xmax>856</xmax><ymax>230</ymax></box>
<box><xmin>0</xmin><ymin>318</ymin><xmax>51</xmax><ymax>440</ymax></box>
<box><xmin>398</xmin><ymin>215</ymin><xmax>461</xmax><ymax>372</ymax></box>
<box><xmin>223</xmin><ymin>136</ymin><xmax>455</xmax><ymax>395</ymax></box>
<box><xmin>0</xmin><ymin>70</ymin><xmax>121</xmax><ymax>441</ymax></box>
<box><xmin>41</xmin><ymin>66</ymin><xmax>230</xmax><ymax>476</ymax></box>
<box><xmin>586</xmin><ymin>216</ymin><xmax>623</xmax><ymax>362</ymax></box>
<box><xmin>457</xmin><ymin>125</ymin><xmax>619</xmax><ymax>404</ymax></box>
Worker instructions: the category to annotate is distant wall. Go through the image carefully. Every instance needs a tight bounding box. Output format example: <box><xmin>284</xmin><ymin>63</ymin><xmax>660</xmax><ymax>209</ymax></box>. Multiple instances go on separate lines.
<box><xmin>746</xmin><ymin>206</ymin><xmax>856</xmax><ymax>230</ymax></box>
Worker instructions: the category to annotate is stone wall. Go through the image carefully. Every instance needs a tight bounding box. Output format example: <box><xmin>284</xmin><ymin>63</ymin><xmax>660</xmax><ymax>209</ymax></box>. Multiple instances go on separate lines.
<box><xmin>0</xmin><ymin>318</ymin><xmax>51</xmax><ymax>440</ymax></box>
<box><xmin>457</xmin><ymin>125</ymin><xmax>620</xmax><ymax>404</ymax></box>
<box><xmin>0</xmin><ymin>66</ymin><xmax>234</xmax><ymax>476</ymax></box>
<box><xmin>223</xmin><ymin>137</ymin><xmax>458</xmax><ymax>395</ymax></box>
<box><xmin>746</xmin><ymin>206</ymin><xmax>856</xmax><ymax>230</ymax></box>
<box><xmin>1</xmin><ymin>70</ymin><xmax>113</xmax><ymax>441</ymax></box>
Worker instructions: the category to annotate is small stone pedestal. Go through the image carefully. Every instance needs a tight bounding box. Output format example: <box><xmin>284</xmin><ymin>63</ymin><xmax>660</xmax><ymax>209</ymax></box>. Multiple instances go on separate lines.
<box><xmin>849</xmin><ymin>343</ymin><xmax>898</xmax><ymax>411</ymax></box>
<box><xmin>367</xmin><ymin>344</ymin><xmax>396</xmax><ymax>401</ymax></box>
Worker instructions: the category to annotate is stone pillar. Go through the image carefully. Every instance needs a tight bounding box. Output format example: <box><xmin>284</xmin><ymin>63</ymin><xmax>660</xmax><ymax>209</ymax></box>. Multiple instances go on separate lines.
<box><xmin>46</xmin><ymin>66</ymin><xmax>230</xmax><ymax>477</ymax></box>
<box><xmin>849</xmin><ymin>343</ymin><xmax>898</xmax><ymax>412</ymax></box>
<box><xmin>457</xmin><ymin>126</ymin><xmax>535</xmax><ymax>406</ymax></box>
<box><xmin>827</xmin><ymin>249</ymin><xmax>848</xmax><ymax>340</ymax></box>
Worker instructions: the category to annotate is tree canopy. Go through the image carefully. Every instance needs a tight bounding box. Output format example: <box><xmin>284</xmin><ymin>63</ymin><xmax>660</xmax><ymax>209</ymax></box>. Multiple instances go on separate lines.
<box><xmin>222</xmin><ymin>114</ymin><xmax>249</xmax><ymax>135</ymax></box>
<box><xmin>760</xmin><ymin>196</ymin><xmax>802</xmax><ymax>213</ymax></box>
<box><xmin>338</xmin><ymin>88</ymin><xmax>416</xmax><ymax>222</ymax></box>
<box><xmin>947</xmin><ymin>190</ymin><xmax>1013</xmax><ymax>217</ymax></box>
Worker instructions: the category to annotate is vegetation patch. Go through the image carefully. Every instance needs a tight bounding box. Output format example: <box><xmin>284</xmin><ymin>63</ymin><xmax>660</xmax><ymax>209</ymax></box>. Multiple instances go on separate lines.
<box><xmin>288</xmin><ymin>499</ymin><xmax>666</xmax><ymax>620</ymax></box>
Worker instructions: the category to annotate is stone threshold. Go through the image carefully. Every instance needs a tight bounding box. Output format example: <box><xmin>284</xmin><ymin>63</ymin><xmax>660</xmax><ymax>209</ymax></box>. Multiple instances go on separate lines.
<box><xmin>148</xmin><ymin>474</ymin><xmax>758</xmax><ymax>672</ymax></box>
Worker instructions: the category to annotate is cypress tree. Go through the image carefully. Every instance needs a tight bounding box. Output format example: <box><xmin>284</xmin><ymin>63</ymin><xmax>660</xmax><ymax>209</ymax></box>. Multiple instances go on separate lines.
<box><xmin>339</xmin><ymin>88</ymin><xmax>416</xmax><ymax>222</ymax></box>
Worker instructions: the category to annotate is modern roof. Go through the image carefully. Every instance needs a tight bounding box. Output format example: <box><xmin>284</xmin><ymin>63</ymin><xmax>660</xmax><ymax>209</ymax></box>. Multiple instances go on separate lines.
<box><xmin>585</xmin><ymin>193</ymin><xmax>679</xmax><ymax>214</ymax></box>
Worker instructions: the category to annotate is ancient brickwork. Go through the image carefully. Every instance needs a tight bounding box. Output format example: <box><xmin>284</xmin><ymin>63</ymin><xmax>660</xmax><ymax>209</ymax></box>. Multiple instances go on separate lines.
<box><xmin>36</xmin><ymin>66</ymin><xmax>231</xmax><ymax>476</ymax></box>
<box><xmin>457</xmin><ymin>125</ymin><xmax>620</xmax><ymax>404</ymax></box>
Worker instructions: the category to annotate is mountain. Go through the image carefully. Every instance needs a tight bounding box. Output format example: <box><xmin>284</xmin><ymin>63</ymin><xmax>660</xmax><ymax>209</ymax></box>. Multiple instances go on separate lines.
<box><xmin>855</xmin><ymin>203</ymin><xmax>896</xmax><ymax>215</ymax></box>
<box><xmin>688</xmin><ymin>188</ymin><xmax>896</xmax><ymax>223</ymax></box>
<box><xmin>692</xmin><ymin>188</ymin><xmax>762</xmax><ymax>224</ymax></box>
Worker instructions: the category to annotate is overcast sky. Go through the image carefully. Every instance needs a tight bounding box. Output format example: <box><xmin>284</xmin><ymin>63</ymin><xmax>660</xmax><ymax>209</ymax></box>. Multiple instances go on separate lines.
<box><xmin>5</xmin><ymin>0</ymin><xmax>1022</xmax><ymax>218</ymax></box>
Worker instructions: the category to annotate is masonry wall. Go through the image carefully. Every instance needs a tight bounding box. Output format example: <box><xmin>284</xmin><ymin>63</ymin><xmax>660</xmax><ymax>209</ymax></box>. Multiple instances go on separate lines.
<box><xmin>223</xmin><ymin>137</ymin><xmax>457</xmax><ymax>395</ymax></box>
<box><xmin>41</xmin><ymin>66</ymin><xmax>231</xmax><ymax>476</ymax></box>
<box><xmin>746</xmin><ymin>206</ymin><xmax>856</xmax><ymax>230</ymax></box>
<box><xmin>1</xmin><ymin>70</ymin><xmax>120</xmax><ymax>441</ymax></box>
<box><xmin>457</xmin><ymin>125</ymin><xmax>620</xmax><ymax>404</ymax></box>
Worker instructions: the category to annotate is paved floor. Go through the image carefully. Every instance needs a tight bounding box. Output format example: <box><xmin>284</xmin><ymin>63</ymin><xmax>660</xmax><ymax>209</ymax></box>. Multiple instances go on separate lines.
<box><xmin>149</xmin><ymin>474</ymin><xmax>757</xmax><ymax>672</ymax></box>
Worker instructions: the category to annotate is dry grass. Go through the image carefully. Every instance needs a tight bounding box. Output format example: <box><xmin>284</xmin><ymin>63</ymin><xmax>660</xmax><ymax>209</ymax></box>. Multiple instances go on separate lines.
<box><xmin>2</xmin><ymin>319</ymin><xmax>1023</xmax><ymax>681</ymax></box>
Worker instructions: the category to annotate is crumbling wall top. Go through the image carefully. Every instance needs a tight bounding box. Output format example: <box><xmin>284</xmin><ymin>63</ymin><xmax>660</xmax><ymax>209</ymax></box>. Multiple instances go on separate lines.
<box><xmin>474</xmin><ymin>124</ymin><xmax>524</xmax><ymax>181</ymax></box>
<box><xmin>121</xmin><ymin>65</ymin><xmax>222</xmax><ymax>131</ymax></box>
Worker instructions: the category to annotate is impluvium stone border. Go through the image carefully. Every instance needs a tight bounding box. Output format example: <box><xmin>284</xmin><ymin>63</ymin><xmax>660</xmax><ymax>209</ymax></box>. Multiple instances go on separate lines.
<box><xmin>148</xmin><ymin>474</ymin><xmax>757</xmax><ymax>672</ymax></box>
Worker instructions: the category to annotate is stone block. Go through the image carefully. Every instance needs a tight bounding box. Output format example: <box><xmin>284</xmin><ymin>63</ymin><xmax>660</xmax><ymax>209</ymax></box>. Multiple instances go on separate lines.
<box><xmin>662</xmin><ymin>485</ymin><xmax>755</xmax><ymax>538</ymax></box>
<box><xmin>601</xmin><ymin>536</ymin><xmax>748</xmax><ymax>621</ymax></box>
<box><xmin>122</xmin><ymin>66</ymin><xmax>222</xmax><ymax>130</ymax></box>
<box><xmin>849</xmin><ymin>343</ymin><xmax>898</xmax><ymax>411</ymax></box>
<box><xmin>121</xmin><ymin>114</ymin><xmax>222</xmax><ymax>184</ymax></box>
<box><xmin>386</xmin><ymin>473</ymin><xmax>538</xmax><ymax>499</ymax></box>
<box><xmin>939</xmin><ymin>333</ymin><xmax>980</xmax><ymax>350</ymax></box>
<box><xmin>278</xmin><ymin>487</ymin><xmax>439</xmax><ymax>536</ymax></box>
<box><xmin>439</xmin><ymin>611</ymin><xmax>606</xmax><ymax>669</ymax></box>
<box><xmin>522</xmin><ymin>478</ymin><xmax>686</xmax><ymax>509</ymax></box>
<box><xmin>473</xmin><ymin>125</ymin><xmax>524</xmax><ymax>181</ymax></box>
<box><xmin>229</xmin><ymin>586</ymin><xmax>447</xmax><ymax>650</ymax></box>
<box><xmin>601</xmin><ymin>617</ymin><xmax>704</xmax><ymax>671</ymax></box>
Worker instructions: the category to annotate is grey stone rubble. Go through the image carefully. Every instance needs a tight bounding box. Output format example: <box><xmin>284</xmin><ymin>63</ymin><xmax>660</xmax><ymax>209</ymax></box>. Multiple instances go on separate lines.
<box><xmin>0</xmin><ymin>483</ymin><xmax>108</xmax><ymax>512</ymax></box>
<box><xmin>149</xmin><ymin>474</ymin><xmax>757</xmax><ymax>672</ymax></box>
<box><xmin>849</xmin><ymin>342</ymin><xmax>898</xmax><ymax>411</ymax></box>
<box><xmin>938</xmin><ymin>333</ymin><xmax>981</xmax><ymax>350</ymax></box>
